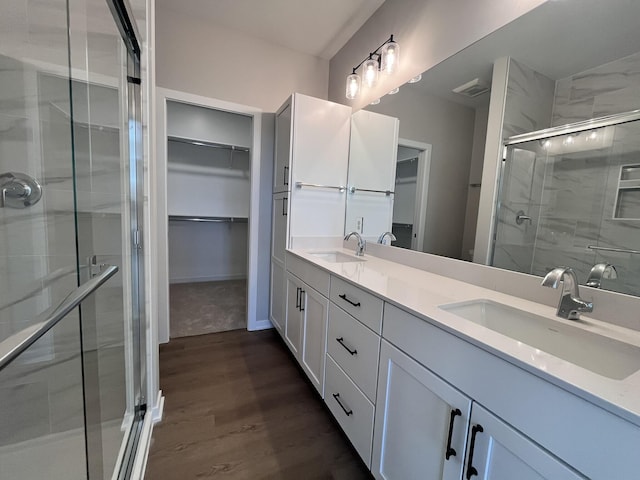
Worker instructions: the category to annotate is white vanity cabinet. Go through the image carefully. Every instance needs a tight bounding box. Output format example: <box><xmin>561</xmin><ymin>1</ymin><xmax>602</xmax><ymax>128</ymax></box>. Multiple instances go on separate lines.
<box><xmin>282</xmin><ymin>255</ymin><xmax>330</xmax><ymax>396</ymax></box>
<box><xmin>372</xmin><ymin>340</ymin><xmax>585</xmax><ymax>480</ymax></box>
<box><xmin>372</xmin><ymin>340</ymin><xmax>472</xmax><ymax>480</ymax></box>
<box><xmin>324</xmin><ymin>277</ymin><xmax>384</xmax><ymax>467</ymax></box>
<box><xmin>269</xmin><ymin>93</ymin><xmax>351</xmax><ymax>332</ymax></box>
<box><xmin>465</xmin><ymin>404</ymin><xmax>585</xmax><ymax>480</ymax></box>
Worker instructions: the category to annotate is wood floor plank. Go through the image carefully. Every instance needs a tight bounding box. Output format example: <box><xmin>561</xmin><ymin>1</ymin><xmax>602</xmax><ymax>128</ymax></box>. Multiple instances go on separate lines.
<box><xmin>145</xmin><ymin>329</ymin><xmax>373</xmax><ymax>479</ymax></box>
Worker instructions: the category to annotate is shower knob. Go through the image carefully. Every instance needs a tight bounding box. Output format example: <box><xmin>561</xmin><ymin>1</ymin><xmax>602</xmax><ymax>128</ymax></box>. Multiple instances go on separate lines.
<box><xmin>0</xmin><ymin>172</ymin><xmax>43</xmax><ymax>208</ymax></box>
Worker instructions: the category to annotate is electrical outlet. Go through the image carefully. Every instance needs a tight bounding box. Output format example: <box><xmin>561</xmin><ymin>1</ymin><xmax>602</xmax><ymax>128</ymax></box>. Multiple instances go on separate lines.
<box><xmin>356</xmin><ymin>217</ymin><xmax>364</xmax><ymax>233</ymax></box>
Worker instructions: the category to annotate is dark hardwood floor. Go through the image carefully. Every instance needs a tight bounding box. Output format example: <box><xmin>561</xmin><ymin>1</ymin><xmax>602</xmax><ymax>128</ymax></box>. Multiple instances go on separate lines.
<box><xmin>145</xmin><ymin>329</ymin><xmax>373</xmax><ymax>479</ymax></box>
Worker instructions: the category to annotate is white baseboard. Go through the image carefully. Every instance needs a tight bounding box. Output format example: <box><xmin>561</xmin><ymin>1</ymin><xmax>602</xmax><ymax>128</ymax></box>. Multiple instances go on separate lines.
<box><xmin>169</xmin><ymin>274</ymin><xmax>247</xmax><ymax>284</ymax></box>
<box><xmin>249</xmin><ymin>318</ymin><xmax>273</xmax><ymax>331</ymax></box>
<box><xmin>131</xmin><ymin>391</ymin><xmax>164</xmax><ymax>480</ymax></box>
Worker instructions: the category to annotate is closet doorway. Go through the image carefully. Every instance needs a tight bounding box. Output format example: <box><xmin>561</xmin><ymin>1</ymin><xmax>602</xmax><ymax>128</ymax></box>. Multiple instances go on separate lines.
<box><xmin>155</xmin><ymin>89</ymin><xmax>265</xmax><ymax>343</ymax></box>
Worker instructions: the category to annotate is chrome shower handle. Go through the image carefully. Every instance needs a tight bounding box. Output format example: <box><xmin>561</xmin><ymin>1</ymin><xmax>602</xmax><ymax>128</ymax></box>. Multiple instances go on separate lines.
<box><xmin>515</xmin><ymin>210</ymin><xmax>532</xmax><ymax>225</ymax></box>
<box><xmin>0</xmin><ymin>172</ymin><xmax>42</xmax><ymax>208</ymax></box>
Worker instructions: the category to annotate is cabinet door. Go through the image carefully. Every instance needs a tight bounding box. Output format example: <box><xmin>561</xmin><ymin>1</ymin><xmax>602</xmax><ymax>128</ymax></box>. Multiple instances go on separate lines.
<box><xmin>300</xmin><ymin>286</ymin><xmax>329</xmax><ymax>396</ymax></box>
<box><xmin>274</xmin><ymin>98</ymin><xmax>292</xmax><ymax>193</ymax></box>
<box><xmin>291</xmin><ymin>94</ymin><xmax>350</xmax><ymax>188</ymax></box>
<box><xmin>372</xmin><ymin>340</ymin><xmax>471</xmax><ymax>480</ymax></box>
<box><xmin>271</xmin><ymin>193</ymin><xmax>288</xmax><ymax>265</ymax></box>
<box><xmin>269</xmin><ymin>260</ymin><xmax>285</xmax><ymax>334</ymax></box>
<box><xmin>464</xmin><ymin>404</ymin><xmax>585</xmax><ymax>480</ymax></box>
<box><xmin>284</xmin><ymin>273</ymin><xmax>303</xmax><ymax>358</ymax></box>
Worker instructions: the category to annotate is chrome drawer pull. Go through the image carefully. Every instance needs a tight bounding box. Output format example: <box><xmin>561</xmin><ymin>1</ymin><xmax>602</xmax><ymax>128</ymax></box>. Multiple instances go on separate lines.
<box><xmin>336</xmin><ymin>337</ymin><xmax>357</xmax><ymax>355</ymax></box>
<box><xmin>332</xmin><ymin>393</ymin><xmax>353</xmax><ymax>416</ymax></box>
<box><xmin>338</xmin><ymin>293</ymin><xmax>361</xmax><ymax>307</ymax></box>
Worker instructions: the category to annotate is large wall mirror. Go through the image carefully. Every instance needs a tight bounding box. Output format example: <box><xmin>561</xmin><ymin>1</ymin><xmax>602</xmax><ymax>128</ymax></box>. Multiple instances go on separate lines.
<box><xmin>345</xmin><ymin>0</ymin><xmax>640</xmax><ymax>297</ymax></box>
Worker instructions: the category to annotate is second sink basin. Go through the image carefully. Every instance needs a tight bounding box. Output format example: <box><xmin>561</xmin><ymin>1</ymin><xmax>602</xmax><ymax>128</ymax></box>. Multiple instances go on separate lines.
<box><xmin>439</xmin><ymin>299</ymin><xmax>640</xmax><ymax>380</ymax></box>
<box><xmin>309</xmin><ymin>251</ymin><xmax>365</xmax><ymax>263</ymax></box>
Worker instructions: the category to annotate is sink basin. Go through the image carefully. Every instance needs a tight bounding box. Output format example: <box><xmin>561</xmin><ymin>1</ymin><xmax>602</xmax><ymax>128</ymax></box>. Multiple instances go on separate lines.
<box><xmin>439</xmin><ymin>299</ymin><xmax>640</xmax><ymax>380</ymax></box>
<box><xmin>309</xmin><ymin>251</ymin><xmax>365</xmax><ymax>263</ymax></box>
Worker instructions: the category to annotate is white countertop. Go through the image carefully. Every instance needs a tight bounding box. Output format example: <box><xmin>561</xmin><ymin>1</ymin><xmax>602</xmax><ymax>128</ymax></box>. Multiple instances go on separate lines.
<box><xmin>290</xmin><ymin>247</ymin><xmax>640</xmax><ymax>427</ymax></box>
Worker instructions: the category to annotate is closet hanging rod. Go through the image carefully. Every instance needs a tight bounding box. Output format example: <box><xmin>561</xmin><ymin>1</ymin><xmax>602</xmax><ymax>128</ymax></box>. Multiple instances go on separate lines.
<box><xmin>169</xmin><ymin>215</ymin><xmax>248</xmax><ymax>223</ymax></box>
<box><xmin>167</xmin><ymin>135</ymin><xmax>250</xmax><ymax>152</ymax></box>
<box><xmin>349</xmin><ymin>186</ymin><xmax>395</xmax><ymax>196</ymax></box>
<box><xmin>295</xmin><ymin>182</ymin><xmax>346</xmax><ymax>192</ymax></box>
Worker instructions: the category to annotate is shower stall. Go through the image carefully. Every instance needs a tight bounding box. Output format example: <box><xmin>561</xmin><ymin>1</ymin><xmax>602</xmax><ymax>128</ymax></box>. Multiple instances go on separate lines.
<box><xmin>492</xmin><ymin>111</ymin><xmax>640</xmax><ymax>296</ymax></box>
<box><xmin>0</xmin><ymin>0</ymin><xmax>145</xmax><ymax>478</ymax></box>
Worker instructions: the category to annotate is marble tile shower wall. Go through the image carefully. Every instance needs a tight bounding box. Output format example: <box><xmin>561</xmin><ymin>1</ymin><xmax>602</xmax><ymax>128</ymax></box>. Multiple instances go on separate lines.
<box><xmin>552</xmin><ymin>51</ymin><xmax>640</xmax><ymax>126</ymax></box>
<box><xmin>0</xmin><ymin>71</ymin><xmax>128</xmax><ymax>450</ymax></box>
<box><xmin>492</xmin><ymin>59</ymin><xmax>554</xmax><ymax>272</ymax></box>
<box><xmin>494</xmin><ymin>55</ymin><xmax>640</xmax><ymax>296</ymax></box>
<box><xmin>0</xmin><ymin>60</ymin><xmax>88</xmax><ymax>448</ymax></box>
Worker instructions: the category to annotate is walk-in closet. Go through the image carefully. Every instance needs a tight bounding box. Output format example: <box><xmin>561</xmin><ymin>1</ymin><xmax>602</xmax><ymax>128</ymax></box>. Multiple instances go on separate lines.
<box><xmin>166</xmin><ymin>101</ymin><xmax>252</xmax><ymax>338</ymax></box>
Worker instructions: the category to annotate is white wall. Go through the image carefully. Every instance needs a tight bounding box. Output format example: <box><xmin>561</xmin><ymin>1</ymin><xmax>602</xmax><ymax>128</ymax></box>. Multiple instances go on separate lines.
<box><xmin>461</xmin><ymin>105</ymin><xmax>489</xmax><ymax>261</ymax></box>
<box><xmin>328</xmin><ymin>0</ymin><xmax>548</xmax><ymax>109</ymax></box>
<box><xmin>155</xmin><ymin>8</ymin><xmax>330</xmax><ymax>112</ymax></box>
<box><xmin>368</xmin><ymin>87</ymin><xmax>476</xmax><ymax>258</ymax></box>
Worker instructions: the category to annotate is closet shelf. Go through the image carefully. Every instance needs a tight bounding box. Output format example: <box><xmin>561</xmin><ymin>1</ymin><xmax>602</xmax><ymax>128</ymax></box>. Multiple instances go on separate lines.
<box><xmin>169</xmin><ymin>215</ymin><xmax>248</xmax><ymax>223</ymax></box>
<box><xmin>168</xmin><ymin>135</ymin><xmax>250</xmax><ymax>152</ymax></box>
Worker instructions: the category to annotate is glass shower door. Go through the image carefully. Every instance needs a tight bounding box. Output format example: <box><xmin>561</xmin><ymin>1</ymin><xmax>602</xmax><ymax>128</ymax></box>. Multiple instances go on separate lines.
<box><xmin>0</xmin><ymin>0</ymin><xmax>144</xmax><ymax>477</ymax></box>
<box><xmin>68</xmin><ymin>0</ymin><xmax>145</xmax><ymax>476</ymax></box>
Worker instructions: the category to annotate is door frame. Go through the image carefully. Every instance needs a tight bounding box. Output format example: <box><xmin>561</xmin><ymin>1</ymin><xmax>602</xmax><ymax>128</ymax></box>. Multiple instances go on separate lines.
<box><xmin>154</xmin><ymin>87</ymin><xmax>265</xmax><ymax>343</ymax></box>
<box><xmin>397</xmin><ymin>138</ymin><xmax>431</xmax><ymax>252</ymax></box>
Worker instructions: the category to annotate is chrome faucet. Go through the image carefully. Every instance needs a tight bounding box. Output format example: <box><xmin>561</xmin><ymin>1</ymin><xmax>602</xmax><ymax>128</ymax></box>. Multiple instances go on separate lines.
<box><xmin>344</xmin><ymin>231</ymin><xmax>366</xmax><ymax>256</ymax></box>
<box><xmin>585</xmin><ymin>263</ymin><xmax>617</xmax><ymax>288</ymax></box>
<box><xmin>377</xmin><ymin>231</ymin><xmax>396</xmax><ymax>245</ymax></box>
<box><xmin>541</xmin><ymin>267</ymin><xmax>593</xmax><ymax>320</ymax></box>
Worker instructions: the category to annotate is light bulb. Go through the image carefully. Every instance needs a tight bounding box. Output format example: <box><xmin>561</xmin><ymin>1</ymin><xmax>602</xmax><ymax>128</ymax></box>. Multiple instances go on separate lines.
<box><xmin>542</xmin><ymin>140</ymin><xmax>551</xmax><ymax>149</ymax></box>
<box><xmin>381</xmin><ymin>40</ymin><xmax>400</xmax><ymax>75</ymax></box>
<box><xmin>346</xmin><ymin>73</ymin><xmax>361</xmax><ymax>100</ymax></box>
<box><xmin>363</xmin><ymin>58</ymin><xmax>378</xmax><ymax>88</ymax></box>
<box><xmin>408</xmin><ymin>74</ymin><xmax>422</xmax><ymax>83</ymax></box>
<box><xmin>388</xmin><ymin>87</ymin><xmax>399</xmax><ymax>95</ymax></box>
<box><xmin>588</xmin><ymin>131</ymin><xmax>598</xmax><ymax>140</ymax></box>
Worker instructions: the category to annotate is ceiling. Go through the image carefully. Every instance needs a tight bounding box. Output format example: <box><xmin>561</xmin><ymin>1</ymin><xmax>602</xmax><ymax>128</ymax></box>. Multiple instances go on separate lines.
<box><xmin>155</xmin><ymin>0</ymin><xmax>386</xmax><ymax>60</ymax></box>
<box><xmin>407</xmin><ymin>0</ymin><xmax>640</xmax><ymax>109</ymax></box>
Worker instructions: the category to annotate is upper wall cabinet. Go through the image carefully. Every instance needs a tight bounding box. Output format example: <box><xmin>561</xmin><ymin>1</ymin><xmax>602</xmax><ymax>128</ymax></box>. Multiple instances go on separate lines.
<box><xmin>273</xmin><ymin>93</ymin><xmax>351</xmax><ymax>194</ymax></box>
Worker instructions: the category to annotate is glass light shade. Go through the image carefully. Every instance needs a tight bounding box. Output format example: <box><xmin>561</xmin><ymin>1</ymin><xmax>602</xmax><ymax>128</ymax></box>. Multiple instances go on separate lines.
<box><xmin>388</xmin><ymin>87</ymin><xmax>399</xmax><ymax>95</ymax></box>
<box><xmin>346</xmin><ymin>73</ymin><xmax>361</xmax><ymax>100</ymax></box>
<box><xmin>363</xmin><ymin>58</ymin><xmax>379</xmax><ymax>88</ymax></box>
<box><xmin>381</xmin><ymin>40</ymin><xmax>400</xmax><ymax>75</ymax></box>
<box><xmin>408</xmin><ymin>73</ymin><xmax>422</xmax><ymax>83</ymax></box>
<box><xmin>370</xmin><ymin>98</ymin><xmax>381</xmax><ymax>105</ymax></box>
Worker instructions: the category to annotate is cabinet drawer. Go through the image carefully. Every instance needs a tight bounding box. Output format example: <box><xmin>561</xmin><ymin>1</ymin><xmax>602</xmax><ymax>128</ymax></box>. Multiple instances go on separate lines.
<box><xmin>330</xmin><ymin>276</ymin><xmax>383</xmax><ymax>333</ymax></box>
<box><xmin>327</xmin><ymin>303</ymin><xmax>380</xmax><ymax>402</ymax></box>
<box><xmin>287</xmin><ymin>253</ymin><xmax>330</xmax><ymax>297</ymax></box>
<box><xmin>325</xmin><ymin>355</ymin><xmax>375</xmax><ymax>467</ymax></box>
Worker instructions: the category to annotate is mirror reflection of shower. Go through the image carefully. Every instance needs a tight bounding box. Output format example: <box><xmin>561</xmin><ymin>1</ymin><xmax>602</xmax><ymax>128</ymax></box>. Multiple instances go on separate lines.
<box><xmin>492</xmin><ymin>111</ymin><xmax>640</xmax><ymax>296</ymax></box>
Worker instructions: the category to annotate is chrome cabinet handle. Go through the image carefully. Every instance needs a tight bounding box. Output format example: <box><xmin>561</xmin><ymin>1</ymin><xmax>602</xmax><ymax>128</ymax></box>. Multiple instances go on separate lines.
<box><xmin>338</xmin><ymin>294</ymin><xmax>361</xmax><ymax>307</ymax></box>
<box><xmin>283</xmin><ymin>165</ymin><xmax>289</xmax><ymax>186</ymax></box>
<box><xmin>332</xmin><ymin>393</ymin><xmax>353</xmax><ymax>416</ymax></box>
<box><xmin>295</xmin><ymin>287</ymin><xmax>301</xmax><ymax>309</ymax></box>
<box><xmin>300</xmin><ymin>290</ymin><xmax>305</xmax><ymax>311</ymax></box>
<box><xmin>282</xmin><ymin>197</ymin><xmax>288</xmax><ymax>216</ymax></box>
<box><xmin>445</xmin><ymin>408</ymin><xmax>462</xmax><ymax>460</ymax></box>
<box><xmin>336</xmin><ymin>337</ymin><xmax>357</xmax><ymax>355</ymax></box>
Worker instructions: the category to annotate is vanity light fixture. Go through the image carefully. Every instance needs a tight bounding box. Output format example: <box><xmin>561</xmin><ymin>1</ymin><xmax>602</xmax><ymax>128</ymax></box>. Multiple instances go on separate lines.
<box><xmin>388</xmin><ymin>87</ymin><xmax>400</xmax><ymax>95</ymax></box>
<box><xmin>408</xmin><ymin>74</ymin><xmax>422</xmax><ymax>84</ymax></box>
<box><xmin>370</xmin><ymin>98</ymin><xmax>381</xmax><ymax>105</ymax></box>
<box><xmin>345</xmin><ymin>35</ymin><xmax>400</xmax><ymax>100</ymax></box>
